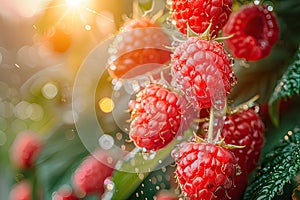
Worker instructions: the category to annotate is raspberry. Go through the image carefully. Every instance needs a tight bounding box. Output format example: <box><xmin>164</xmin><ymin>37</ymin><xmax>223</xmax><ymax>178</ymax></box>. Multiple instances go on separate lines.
<box><xmin>172</xmin><ymin>142</ymin><xmax>238</xmax><ymax>200</ymax></box>
<box><xmin>72</xmin><ymin>150</ymin><xmax>115</xmax><ymax>197</ymax></box>
<box><xmin>202</xmin><ymin>109</ymin><xmax>265</xmax><ymax>173</ymax></box>
<box><xmin>227</xmin><ymin>172</ymin><xmax>248</xmax><ymax>200</ymax></box>
<box><xmin>9</xmin><ymin>180</ymin><xmax>32</xmax><ymax>200</ymax></box>
<box><xmin>129</xmin><ymin>84</ymin><xmax>193</xmax><ymax>151</ymax></box>
<box><xmin>108</xmin><ymin>18</ymin><xmax>171</xmax><ymax>79</ymax></box>
<box><xmin>223</xmin><ymin>4</ymin><xmax>279</xmax><ymax>61</ymax></box>
<box><xmin>52</xmin><ymin>187</ymin><xmax>79</xmax><ymax>200</ymax></box>
<box><xmin>10</xmin><ymin>130</ymin><xmax>43</xmax><ymax>169</ymax></box>
<box><xmin>170</xmin><ymin>0</ymin><xmax>232</xmax><ymax>36</ymax></box>
<box><xmin>171</xmin><ymin>37</ymin><xmax>236</xmax><ymax>110</ymax></box>
<box><xmin>222</xmin><ymin>109</ymin><xmax>265</xmax><ymax>173</ymax></box>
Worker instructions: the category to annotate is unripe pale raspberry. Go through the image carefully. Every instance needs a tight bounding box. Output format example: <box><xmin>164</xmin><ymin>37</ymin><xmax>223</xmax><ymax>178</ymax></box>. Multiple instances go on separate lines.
<box><xmin>72</xmin><ymin>150</ymin><xmax>115</xmax><ymax>197</ymax></box>
<box><xmin>10</xmin><ymin>130</ymin><xmax>43</xmax><ymax>169</ymax></box>
<box><xmin>52</xmin><ymin>187</ymin><xmax>79</xmax><ymax>200</ymax></box>
<box><xmin>9</xmin><ymin>180</ymin><xmax>32</xmax><ymax>200</ymax></box>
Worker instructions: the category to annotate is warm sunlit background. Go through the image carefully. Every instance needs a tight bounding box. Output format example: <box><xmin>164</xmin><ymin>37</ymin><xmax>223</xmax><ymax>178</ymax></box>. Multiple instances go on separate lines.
<box><xmin>0</xmin><ymin>0</ymin><xmax>133</xmax><ymax>198</ymax></box>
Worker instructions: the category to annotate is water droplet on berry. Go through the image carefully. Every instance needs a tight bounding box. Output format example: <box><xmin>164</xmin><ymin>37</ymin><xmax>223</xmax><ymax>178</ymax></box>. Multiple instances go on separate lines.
<box><xmin>142</xmin><ymin>150</ymin><xmax>157</xmax><ymax>160</ymax></box>
<box><xmin>113</xmin><ymin>80</ymin><xmax>123</xmax><ymax>91</ymax></box>
<box><xmin>229</xmin><ymin>57</ymin><xmax>235</xmax><ymax>67</ymax></box>
<box><xmin>266</xmin><ymin>4</ymin><xmax>274</xmax><ymax>12</ymax></box>
<box><xmin>166</xmin><ymin>0</ymin><xmax>173</xmax><ymax>6</ymax></box>
<box><xmin>102</xmin><ymin>177</ymin><xmax>115</xmax><ymax>200</ymax></box>
<box><xmin>254</xmin><ymin>0</ymin><xmax>260</xmax><ymax>5</ymax></box>
<box><xmin>166</xmin><ymin>17</ymin><xmax>173</xmax><ymax>26</ymax></box>
<box><xmin>239</xmin><ymin>59</ymin><xmax>250</xmax><ymax>68</ymax></box>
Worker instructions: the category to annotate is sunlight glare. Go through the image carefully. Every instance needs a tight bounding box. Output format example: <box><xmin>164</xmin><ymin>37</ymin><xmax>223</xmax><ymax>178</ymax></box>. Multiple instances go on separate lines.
<box><xmin>66</xmin><ymin>0</ymin><xmax>85</xmax><ymax>7</ymax></box>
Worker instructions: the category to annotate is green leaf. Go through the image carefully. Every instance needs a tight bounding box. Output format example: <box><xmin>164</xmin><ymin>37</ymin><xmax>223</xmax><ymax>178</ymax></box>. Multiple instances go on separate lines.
<box><xmin>111</xmin><ymin>170</ymin><xmax>149</xmax><ymax>200</ymax></box>
<box><xmin>36</xmin><ymin>125</ymin><xmax>89</xmax><ymax>199</ymax></box>
<box><xmin>243</xmin><ymin>127</ymin><xmax>300</xmax><ymax>200</ymax></box>
<box><xmin>268</xmin><ymin>48</ymin><xmax>300</xmax><ymax>125</ymax></box>
<box><xmin>269</xmin><ymin>48</ymin><xmax>300</xmax><ymax>104</ymax></box>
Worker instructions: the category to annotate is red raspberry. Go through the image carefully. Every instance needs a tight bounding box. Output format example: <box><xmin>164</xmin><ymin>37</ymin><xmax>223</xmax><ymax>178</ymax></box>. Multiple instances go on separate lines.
<box><xmin>108</xmin><ymin>18</ymin><xmax>171</xmax><ymax>79</ymax></box>
<box><xmin>10</xmin><ymin>130</ymin><xmax>43</xmax><ymax>169</ymax></box>
<box><xmin>72</xmin><ymin>150</ymin><xmax>115</xmax><ymax>197</ymax></box>
<box><xmin>202</xmin><ymin>109</ymin><xmax>265</xmax><ymax>173</ymax></box>
<box><xmin>223</xmin><ymin>4</ymin><xmax>279</xmax><ymax>61</ymax></box>
<box><xmin>222</xmin><ymin>109</ymin><xmax>265</xmax><ymax>173</ymax></box>
<box><xmin>129</xmin><ymin>84</ymin><xmax>193</xmax><ymax>151</ymax></box>
<box><xmin>9</xmin><ymin>180</ymin><xmax>31</xmax><ymax>200</ymax></box>
<box><xmin>171</xmin><ymin>37</ymin><xmax>236</xmax><ymax>110</ymax></box>
<box><xmin>227</xmin><ymin>172</ymin><xmax>248</xmax><ymax>200</ymax></box>
<box><xmin>52</xmin><ymin>187</ymin><xmax>79</xmax><ymax>200</ymax></box>
<box><xmin>170</xmin><ymin>0</ymin><xmax>232</xmax><ymax>36</ymax></box>
<box><xmin>172</xmin><ymin>142</ymin><xmax>238</xmax><ymax>200</ymax></box>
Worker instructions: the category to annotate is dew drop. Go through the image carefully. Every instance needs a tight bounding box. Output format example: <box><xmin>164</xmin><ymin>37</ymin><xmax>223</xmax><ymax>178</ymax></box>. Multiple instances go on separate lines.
<box><xmin>254</xmin><ymin>0</ymin><xmax>260</xmax><ymax>5</ymax></box>
<box><xmin>102</xmin><ymin>177</ymin><xmax>115</xmax><ymax>200</ymax></box>
<box><xmin>267</xmin><ymin>5</ymin><xmax>273</xmax><ymax>12</ymax></box>
<box><xmin>138</xmin><ymin>173</ymin><xmax>145</xmax><ymax>180</ymax></box>
<box><xmin>142</xmin><ymin>150</ymin><xmax>156</xmax><ymax>160</ymax></box>
<box><xmin>113</xmin><ymin>80</ymin><xmax>123</xmax><ymax>91</ymax></box>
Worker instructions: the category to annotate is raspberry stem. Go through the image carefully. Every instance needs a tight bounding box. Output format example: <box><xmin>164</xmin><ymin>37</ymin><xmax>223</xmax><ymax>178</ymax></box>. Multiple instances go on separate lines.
<box><xmin>207</xmin><ymin>103</ymin><xmax>227</xmax><ymax>143</ymax></box>
<box><xmin>229</xmin><ymin>95</ymin><xmax>260</xmax><ymax>115</ymax></box>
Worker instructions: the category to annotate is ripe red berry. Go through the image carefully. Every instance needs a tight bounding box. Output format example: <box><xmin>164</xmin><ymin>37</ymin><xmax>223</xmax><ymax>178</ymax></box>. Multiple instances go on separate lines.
<box><xmin>202</xmin><ymin>109</ymin><xmax>265</xmax><ymax>173</ymax></box>
<box><xmin>10</xmin><ymin>130</ymin><xmax>43</xmax><ymax>169</ymax></box>
<box><xmin>72</xmin><ymin>150</ymin><xmax>115</xmax><ymax>197</ymax></box>
<box><xmin>222</xmin><ymin>109</ymin><xmax>265</xmax><ymax>173</ymax></box>
<box><xmin>171</xmin><ymin>37</ymin><xmax>236</xmax><ymax>110</ymax></box>
<box><xmin>227</xmin><ymin>172</ymin><xmax>248</xmax><ymax>200</ymax></box>
<box><xmin>129</xmin><ymin>84</ymin><xmax>193</xmax><ymax>151</ymax></box>
<box><xmin>172</xmin><ymin>141</ymin><xmax>238</xmax><ymax>200</ymax></box>
<box><xmin>9</xmin><ymin>180</ymin><xmax>32</xmax><ymax>200</ymax></box>
<box><xmin>108</xmin><ymin>18</ymin><xmax>171</xmax><ymax>79</ymax></box>
<box><xmin>223</xmin><ymin>4</ymin><xmax>279</xmax><ymax>61</ymax></box>
<box><xmin>169</xmin><ymin>0</ymin><xmax>232</xmax><ymax>36</ymax></box>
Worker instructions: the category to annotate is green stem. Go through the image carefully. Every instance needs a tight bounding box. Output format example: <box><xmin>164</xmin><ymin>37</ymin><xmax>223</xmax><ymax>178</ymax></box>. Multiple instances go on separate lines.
<box><xmin>30</xmin><ymin>167</ymin><xmax>38</xmax><ymax>200</ymax></box>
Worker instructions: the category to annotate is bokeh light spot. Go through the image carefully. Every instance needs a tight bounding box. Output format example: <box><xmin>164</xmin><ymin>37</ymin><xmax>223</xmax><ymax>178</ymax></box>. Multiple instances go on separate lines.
<box><xmin>98</xmin><ymin>97</ymin><xmax>114</xmax><ymax>113</ymax></box>
<box><xmin>42</xmin><ymin>82</ymin><xmax>58</xmax><ymax>99</ymax></box>
<box><xmin>14</xmin><ymin>101</ymin><xmax>32</xmax><ymax>120</ymax></box>
<box><xmin>99</xmin><ymin>134</ymin><xmax>114</xmax><ymax>150</ymax></box>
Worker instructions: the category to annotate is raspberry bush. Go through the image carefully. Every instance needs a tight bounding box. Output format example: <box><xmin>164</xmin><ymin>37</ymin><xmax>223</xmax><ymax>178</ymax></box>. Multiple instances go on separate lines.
<box><xmin>1</xmin><ymin>0</ymin><xmax>300</xmax><ymax>200</ymax></box>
